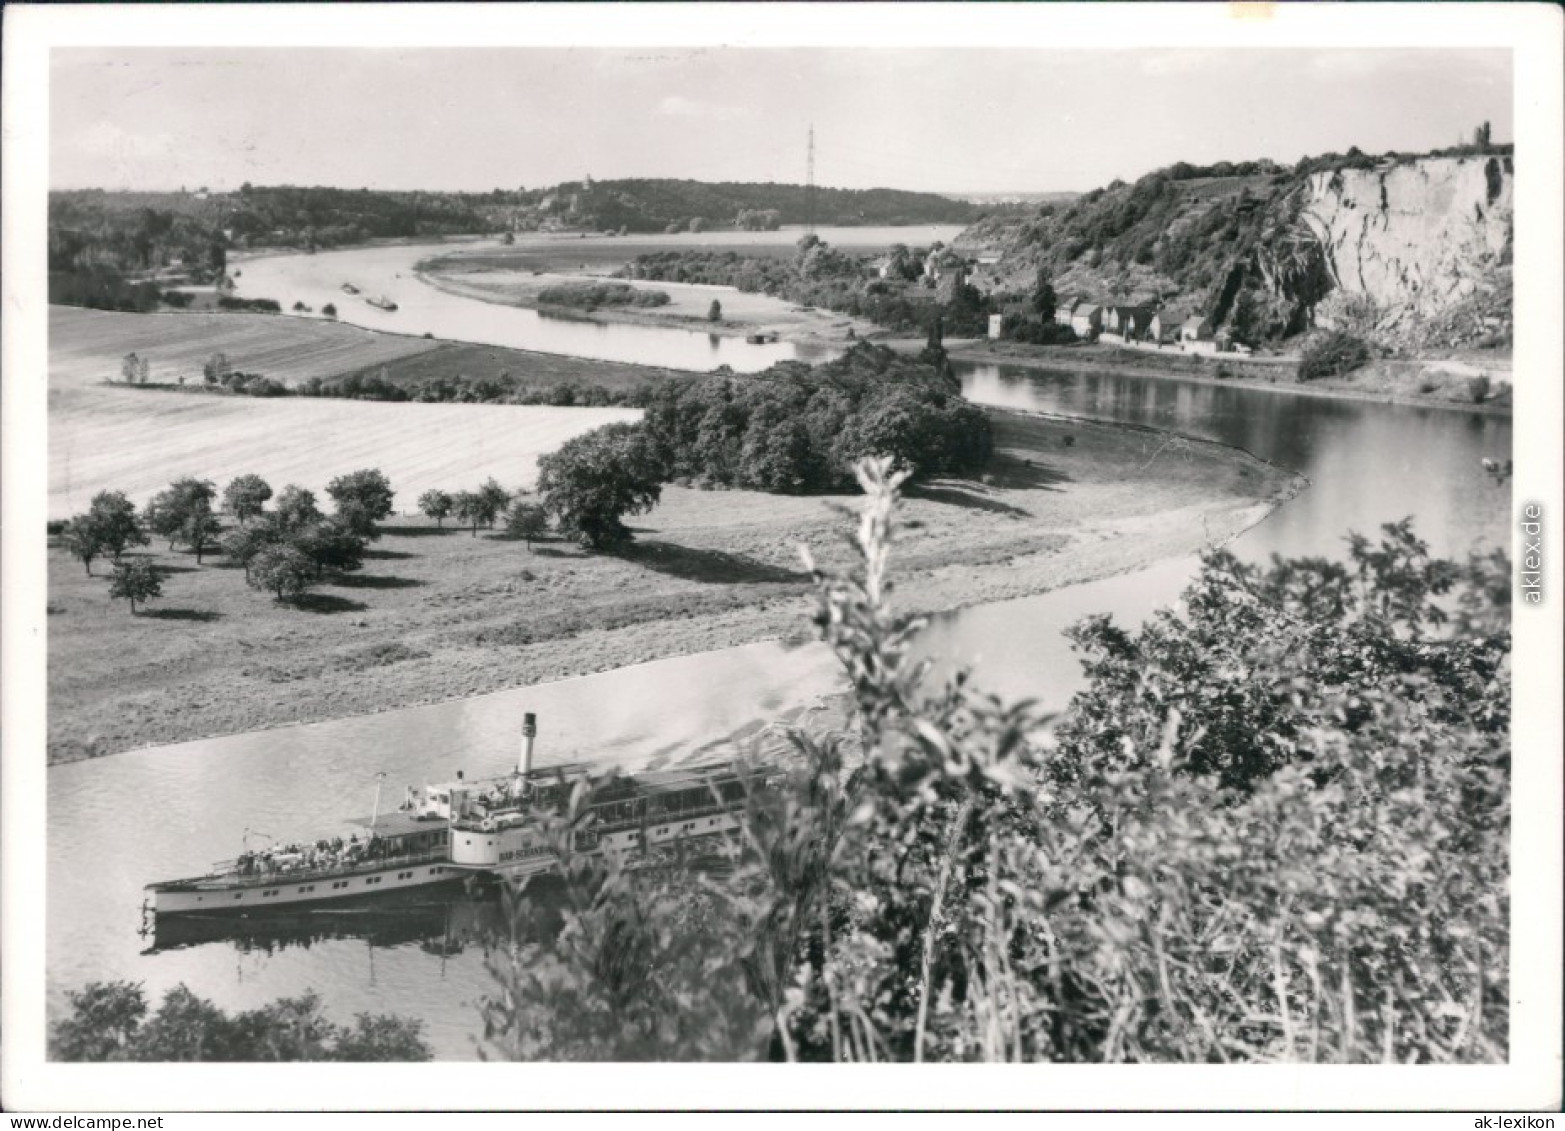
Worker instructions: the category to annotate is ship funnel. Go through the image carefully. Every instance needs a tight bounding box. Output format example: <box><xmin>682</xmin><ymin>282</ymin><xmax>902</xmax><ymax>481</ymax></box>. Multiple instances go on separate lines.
<box><xmin>520</xmin><ymin>712</ymin><xmax>537</xmax><ymax>777</ymax></box>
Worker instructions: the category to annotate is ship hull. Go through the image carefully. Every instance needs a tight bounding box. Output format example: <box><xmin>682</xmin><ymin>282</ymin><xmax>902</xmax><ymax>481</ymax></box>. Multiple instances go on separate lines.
<box><xmin>149</xmin><ymin>859</ymin><xmax>461</xmax><ymax>916</ymax></box>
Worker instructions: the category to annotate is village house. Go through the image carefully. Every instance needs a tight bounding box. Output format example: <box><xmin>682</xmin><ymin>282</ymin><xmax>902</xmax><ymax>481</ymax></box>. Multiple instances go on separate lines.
<box><xmin>1069</xmin><ymin>303</ymin><xmax>1103</xmax><ymax>337</ymax></box>
<box><xmin>1102</xmin><ymin>305</ymin><xmax>1155</xmax><ymax>339</ymax></box>
<box><xmin>923</xmin><ymin>248</ymin><xmax>967</xmax><ymax>285</ymax></box>
<box><xmin>1149</xmin><ymin>313</ymin><xmax>1181</xmax><ymax>343</ymax></box>
<box><xmin>1120</xmin><ymin>307</ymin><xmax>1156</xmax><ymax>340</ymax></box>
<box><xmin>1180</xmin><ymin>315</ymin><xmax>1214</xmax><ymax>342</ymax></box>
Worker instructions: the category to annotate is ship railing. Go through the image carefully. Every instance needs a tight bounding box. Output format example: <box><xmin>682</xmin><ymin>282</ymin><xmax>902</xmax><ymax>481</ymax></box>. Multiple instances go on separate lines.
<box><xmin>452</xmin><ymin>797</ymin><xmax>743</xmax><ymax>836</ymax></box>
<box><xmin>204</xmin><ymin>847</ymin><xmax>452</xmax><ymax>889</ymax></box>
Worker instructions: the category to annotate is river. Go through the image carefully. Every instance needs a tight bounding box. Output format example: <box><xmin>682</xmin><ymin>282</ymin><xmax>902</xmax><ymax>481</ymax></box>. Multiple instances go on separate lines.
<box><xmin>232</xmin><ymin>225</ymin><xmax>964</xmax><ymax>373</ymax></box>
<box><xmin>47</xmin><ymin>239</ymin><xmax>1511</xmax><ymax>1058</ymax></box>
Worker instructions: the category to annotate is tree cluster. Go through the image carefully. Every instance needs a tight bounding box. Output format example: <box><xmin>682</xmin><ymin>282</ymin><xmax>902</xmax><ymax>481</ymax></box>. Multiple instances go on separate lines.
<box><xmin>535</xmin><ymin>281</ymin><xmax>671</xmax><ymax>309</ymax></box>
<box><xmin>222</xmin><ymin>470</ymin><xmax>393</xmax><ymax>600</ymax></box>
<box><xmin>640</xmin><ymin>343</ymin><xmax>991</xmax><ymax>493</ymax></box>
<box><xmin>51</xmin><ymin>981</ymin><xmax>431</xmax><ymax>1062</ymax></box>
<box><xmin>621</xmin><ymin>236</ymin><xmax>997</xmax><ymax>338</ymax></box>
<box><xmin>58</xmin><ymin>469</ymin><xmax>398</xmax><ymax>611</ymax></box>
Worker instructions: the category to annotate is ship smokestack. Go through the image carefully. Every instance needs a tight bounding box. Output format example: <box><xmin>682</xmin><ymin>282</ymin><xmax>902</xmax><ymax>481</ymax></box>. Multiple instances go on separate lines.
<box><xmin>520</xmin><ymin>712</ymin><xmax>537</xmax><ymax>777</ymax></box>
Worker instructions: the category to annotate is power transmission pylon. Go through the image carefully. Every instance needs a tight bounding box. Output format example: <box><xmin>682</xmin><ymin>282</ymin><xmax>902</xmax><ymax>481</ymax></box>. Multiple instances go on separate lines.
<box><xmin>805</xmin><ymin>125</ymin><xmax>816</xmax><ymax>237</ymax></box>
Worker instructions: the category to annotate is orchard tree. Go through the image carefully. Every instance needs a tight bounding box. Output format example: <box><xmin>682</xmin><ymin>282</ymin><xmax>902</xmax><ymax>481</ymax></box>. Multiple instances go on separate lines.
<box><xmin>322</xmin><ymin>302</ymin><xmax>338</xmax><ymax>319</ymax></box>
<box><xmin>272</xmin><ymin>485</ymin><xmax>323</xmax><ymax>532</ymax></box>
<box><xmin>85</xmin><ymin>491</ymin><xmax>149</xmax><ymax>561</ymax></box>
<box><xmin>121</xmin><ymin>353</ymin><xmax>142</xmax><ymax>384</ymax></box>
<box><xmin>418</xmin><ymin>488</ymin><xmax>453</xmax><ymax>528</ymax></box>
<box><xmin>184</xmin><ymin>509</ymin><xmax>223</xmax><ymax>565</ymax></box>
<box><xmin>707</xmin><ymin>299</ymin><xmax>723</xmax><ymax>323</ymax></box>
<box><xmin>326</xmin><ymin>469</ymin><xmax>395</xmax><ymax>539</ymax></box>
<box><xmin>248</xmin><ymin>544</ymin><xmax>316</xmax><ymax>603</ymax></box>
<box><xmin>505</xmin><ymin>501</ymin><xmax>549</xmax><ymax>550</ymax></box>
<box><xmin>223</xmin><ymin>475</ymin><xmax>273</xmax><ymax>524</ymax></box>
<box><xmin>220</xmin><ymin>526</ymin><xmax>269</xmax><ymax>580</ymax></box>
<box><xmin>109</xmin><ymin>559</ymin><xmax>163</xmax><ymax>615</ymax></box>
<box><xmin>59</xmin><ymin>515</ymin><xmax>105</xmax><ymax>576</ymax></box>
<box><xmin>294</xmin><ymin>519</ymin><xmax>367</xmax><ymax>580</ymax></box>
<box><xmin>537</xmin><ymin>422</ymin><xmax>666</xmax><ymax>550</ymax></box>
<box><xmin>477</xmin><ymin>478</ymin><xmax>511</xmax><ymax>528</ymax></box>
<box><xmin>146</xmin><ymin>478</ymin><xmax>217</xmax><ymax>552</ymax></box>
<box><xmin>453</xmin><ymin>490</ymin><xmax>495</xmax><ymax>536</ymax></box>
<box><xmin>203</xmin><ymin>352</ymin><xmax>232</xmax><ymax>386</ymax></box>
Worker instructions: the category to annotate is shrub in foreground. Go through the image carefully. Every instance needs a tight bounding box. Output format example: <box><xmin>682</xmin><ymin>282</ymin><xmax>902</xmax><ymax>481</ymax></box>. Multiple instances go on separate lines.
<box><xmin>1297</xmin><ymin>330</ymin><xmax>1370</xmax><ymax>382</ymax></box>
<box><xmin>483</xmin><ymin>460</ymin><xmax>1509</xmax><ymax>1063</ymax></box>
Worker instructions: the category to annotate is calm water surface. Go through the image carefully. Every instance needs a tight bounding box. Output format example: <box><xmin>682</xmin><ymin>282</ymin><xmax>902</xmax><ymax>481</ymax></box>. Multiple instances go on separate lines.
<box><xmin>915</xmin><ymin>363</ymin><xmax>1510</xmax><ymax>703</ymax></box>
<box><xmin>232</xmin><ymin>225</ymin><xmax>961</xmax><ymax>374</ymax></box>
<box><xmin>48</xmin><ymin>262</ymin><xmax>1511</xmax><ymax>1058</ymax></box>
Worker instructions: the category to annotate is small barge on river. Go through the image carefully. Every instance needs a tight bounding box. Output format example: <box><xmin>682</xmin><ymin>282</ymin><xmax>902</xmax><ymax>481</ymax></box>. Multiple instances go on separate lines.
<box><xmin>144</xmin><ymin>713</ymin><xmax>767</xmax><ymax>918</ymax></box>
<box><xmin>365</xmin><ymin>294</ymin><xmax>399</xmax><ymax>311</ymax></box>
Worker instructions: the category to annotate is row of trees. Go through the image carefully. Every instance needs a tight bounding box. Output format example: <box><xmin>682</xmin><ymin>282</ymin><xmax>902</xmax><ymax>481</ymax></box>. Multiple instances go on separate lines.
<box><xmin>57</xmin><ymin>470</ymin><xmax>398</xmax><ymax>611</ymax></box>
<box><xmin>52</xmin><ymin>982</ymin><xmax>431</xmax><ymax>1062</ymax></box>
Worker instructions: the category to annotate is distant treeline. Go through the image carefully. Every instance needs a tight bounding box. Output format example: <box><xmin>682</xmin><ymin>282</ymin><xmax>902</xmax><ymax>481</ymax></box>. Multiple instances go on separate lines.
<box><xmin>622</xmin><ymin>237</ymin><xmax>997</xmax><ymax>337</ymax></box>
<box><xmin>546</xmin><ymin>178</ymin><xmax>978</xmax><ymax>233</ymax></box>
<box><xmin>534</xmin><ymin>281</ymin><xmax>671</xmax><ymax>309</ymax></box>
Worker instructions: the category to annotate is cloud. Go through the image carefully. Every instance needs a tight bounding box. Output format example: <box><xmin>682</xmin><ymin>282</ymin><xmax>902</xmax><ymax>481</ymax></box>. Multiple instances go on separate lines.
<box><xmin>655</xmin><ymin>94</ymin><xmax>752</xmax><ymax>122</ymax></box>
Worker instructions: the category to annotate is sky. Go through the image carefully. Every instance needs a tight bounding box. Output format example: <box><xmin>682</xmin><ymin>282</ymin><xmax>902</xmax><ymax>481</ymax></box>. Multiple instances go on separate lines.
<box><xmin>51</xmin><ymin>48</ymin><xmax>1513</xmax><ymax>196</ymax></box>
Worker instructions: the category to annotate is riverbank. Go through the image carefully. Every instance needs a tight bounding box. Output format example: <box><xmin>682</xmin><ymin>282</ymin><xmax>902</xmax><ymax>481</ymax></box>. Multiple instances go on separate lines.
<box><xmin>939</xmin><ymin>340</ymin><xmax>1514</xmax><ymax>415</ymax></box>
<box><xmin>46</xmin><ymin>407</ymin><xmax>1302</xmax><ymax>764</ymax></box>
<box><xmin>416</xmin><ymin>257</ymin><xmax>871</xmax><ymax>348</ymax></box>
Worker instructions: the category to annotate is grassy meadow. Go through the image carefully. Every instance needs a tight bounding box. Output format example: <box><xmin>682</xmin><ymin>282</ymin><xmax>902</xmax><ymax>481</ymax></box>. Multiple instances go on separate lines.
<box><xmin>47</xmin><ymin>408</ymin><xmax>1301</xmax><ymax>762</ymax></box>
<box><xmin>48</xmin><ymin>305</ymin><xmax>661</xmax><ymax>518</ymax></box>
<box><xmin>330</xmin><ymin>341</ymin><xmax>690</xmax><ymax>395</ymax></box>
<box><xmin>50</xmin><ymin>386</ymin><xmax>639</xmax><ymax>519</ymax></box>
<box><xmin>49</xmin><ymin>306</ymin><xmax>441</xmax><ymax>389</ymax></box>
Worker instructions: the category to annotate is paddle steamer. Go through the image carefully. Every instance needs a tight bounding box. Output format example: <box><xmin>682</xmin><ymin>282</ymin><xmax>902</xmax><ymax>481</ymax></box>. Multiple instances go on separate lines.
<box><xmin>145</xmin><ymin>714</ymin><xmax>766</xmax><ymax>918</ymax></box>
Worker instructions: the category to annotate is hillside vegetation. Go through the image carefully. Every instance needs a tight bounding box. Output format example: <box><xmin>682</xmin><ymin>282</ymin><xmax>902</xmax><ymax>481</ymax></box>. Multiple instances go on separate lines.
<box><xmin>956</xmin><ymin>146</ymin><xmax>1514</xmax><ymax>351</ymax></box>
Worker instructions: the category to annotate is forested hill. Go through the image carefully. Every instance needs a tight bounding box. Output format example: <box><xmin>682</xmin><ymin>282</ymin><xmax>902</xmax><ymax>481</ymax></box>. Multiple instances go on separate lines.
<box><xmin>955</xmin><ymin>145</ymin><xmax>1515</xmax><ymax>349</ymax></box>
<box><xmin>543</xmin><ymin>179</ymin><xmax>978</xmax><ymax>232</ymax></box>
<box><xmin>50</xmin><ymin>178</ymin><xmax>975</xmax><ymax>266</ymax></box>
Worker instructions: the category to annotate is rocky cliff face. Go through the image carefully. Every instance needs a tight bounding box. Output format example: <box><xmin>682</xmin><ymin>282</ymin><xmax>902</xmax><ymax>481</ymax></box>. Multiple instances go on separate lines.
<box><xmin>1289</xmin><ymin>156</ymin><xmax>1512</xmax><ymax>343</ymax></box>
<box><xmin>963</xmin><ymin>153</ymin><xmax>1514</xmax><ymax>350</ymax></box>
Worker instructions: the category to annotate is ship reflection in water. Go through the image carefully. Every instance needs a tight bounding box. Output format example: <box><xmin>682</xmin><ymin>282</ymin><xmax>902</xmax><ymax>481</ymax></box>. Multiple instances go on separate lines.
<box><xmin>142</xmin><ymin>879</ymin><xmax>521</xmax><ymax>960</ymax></box>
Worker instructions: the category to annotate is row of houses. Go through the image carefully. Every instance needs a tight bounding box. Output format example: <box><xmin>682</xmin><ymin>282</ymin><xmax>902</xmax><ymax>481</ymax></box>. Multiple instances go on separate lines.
<box><xmin>1055</xmin><ymin>299</ymin><xmax>1214</xmax><ymax>344</ymax></box>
